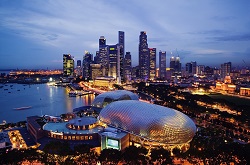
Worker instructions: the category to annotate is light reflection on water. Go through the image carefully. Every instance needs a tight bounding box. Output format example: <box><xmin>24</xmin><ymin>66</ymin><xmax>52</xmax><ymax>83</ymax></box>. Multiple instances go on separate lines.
<box><xmin>0</xmin><ymin>83</ymin><xmax>95</xmax><ymax>123</ymax></box>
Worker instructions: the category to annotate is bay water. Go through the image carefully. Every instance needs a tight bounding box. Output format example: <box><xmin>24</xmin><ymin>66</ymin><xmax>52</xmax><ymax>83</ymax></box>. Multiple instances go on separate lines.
<box><xmin>0</xmin><ymin>83</ymin><xmax>95</xmax><ymax>123</ymax></box>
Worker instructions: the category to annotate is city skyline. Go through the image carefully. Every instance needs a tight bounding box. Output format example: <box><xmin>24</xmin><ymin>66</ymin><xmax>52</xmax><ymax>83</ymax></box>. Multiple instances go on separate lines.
<box><xmin>1</xmin><ymin>0</ymin><xmax>250</xmax><ymax>69</ymax></box>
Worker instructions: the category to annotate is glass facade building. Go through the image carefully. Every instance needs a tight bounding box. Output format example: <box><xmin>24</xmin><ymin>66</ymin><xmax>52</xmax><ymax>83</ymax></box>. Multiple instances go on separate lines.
<box><xmin>139</xmin><ymin>31</ymin><xmax>150</xmax><ymax>81</ymax></box>
<box><xmin>63</xmin><ymin>54</ymin><xmax>74</xmax><ymax>77</ymax></box>
<box><xmin>99</xmin><ymin>100</ymin><xmax>196</xmax><ymax>145</ymax></box>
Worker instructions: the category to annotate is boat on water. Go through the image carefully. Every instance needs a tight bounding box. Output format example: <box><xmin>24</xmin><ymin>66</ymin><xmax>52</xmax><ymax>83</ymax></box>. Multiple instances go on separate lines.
<box><xmin>13</xmin><ymin>106</ymin><xmax>32</xmax><ymax>110</ymax></box>
<box><xmin>69</xmin><ymin>91</ymin><xmax>77</xmax><ymax>97</ymax></box>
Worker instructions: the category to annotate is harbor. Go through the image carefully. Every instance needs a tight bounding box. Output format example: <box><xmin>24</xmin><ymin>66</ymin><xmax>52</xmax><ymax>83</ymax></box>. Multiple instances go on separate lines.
<box><xmin>0</xmin><ymin>83</ymin><xmax>95</xmax><ymax>123</ymax></box>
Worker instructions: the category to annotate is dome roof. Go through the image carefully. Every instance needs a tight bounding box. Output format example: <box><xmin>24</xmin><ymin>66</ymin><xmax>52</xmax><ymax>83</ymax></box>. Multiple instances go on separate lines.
<box><xmin>91</xmin><ymin>90</ymin><xmax>139</xmax><ymax>108</ymax></box>
<box><xmin>99</xmin><ymin>100</ymin><xmax>196</xmax><ymax>144</ymax></box>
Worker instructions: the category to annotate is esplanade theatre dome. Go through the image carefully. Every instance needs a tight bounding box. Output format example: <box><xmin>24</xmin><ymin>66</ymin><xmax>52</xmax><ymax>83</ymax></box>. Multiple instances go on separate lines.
<box><xmin>91</xmin><ymin>90</ymin><xmax>139</xmax><ymax>109</ymax></box>
<box><xmin>99</xmin><ymin>100</ymin><xmax>196</xmax><ymax>145</ymax></box>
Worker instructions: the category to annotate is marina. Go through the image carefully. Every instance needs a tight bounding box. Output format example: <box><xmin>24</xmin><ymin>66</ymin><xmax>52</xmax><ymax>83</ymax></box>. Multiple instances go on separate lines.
<box><xmin>0</xmin><ymin>83</ymin><xmax>95</xmax><ymax>123</ymax></box>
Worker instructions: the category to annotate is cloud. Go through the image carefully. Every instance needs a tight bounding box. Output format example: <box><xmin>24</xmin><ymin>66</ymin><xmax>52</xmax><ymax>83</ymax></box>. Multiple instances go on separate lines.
<box><xmin>213</xmin><ymin>34</ymin><xmax>250</xmax><ymax>42</ymax></box>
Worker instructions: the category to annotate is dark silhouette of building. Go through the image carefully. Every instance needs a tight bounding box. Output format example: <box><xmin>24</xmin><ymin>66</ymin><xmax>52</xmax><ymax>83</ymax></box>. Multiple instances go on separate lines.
<box><xmin>118</xmin><ymin>31</ymin><xmax>125</xmax><ymax>82</ymax></box>
<box><xmin>124</xmin><ymin>52</ymin><xmax>132</xmax><ymax>82</ymax></box>
<box><xmin>139</xmin><ymin>31</ymin><xmax>149</xmax><ymax>81</ymax></box>
<box><xmin>159</xmin><ymin>50</ymin><xmax>166</xmax><ymax>80</ymax></box>
<box><xmin>82</xmin><ymin>51</ymin><xmax>93</xmax><ymax>80</ymax></box>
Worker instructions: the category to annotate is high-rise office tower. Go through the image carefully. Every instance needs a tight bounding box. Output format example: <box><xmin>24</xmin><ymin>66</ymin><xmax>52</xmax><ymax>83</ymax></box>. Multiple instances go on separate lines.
<box><xmin>175</xmin><ymin>56</ymin><xmax>181</xmax><ymax>73</ymax></box>
<box><xmin>191</xmin><ymin>61</ymin><xmax>197</xmax><ymax>75</ymax></box>
<box><xmin>159</xmin><ymin>51</ymin><xmax>166</xmax><ymax>80</ymax></box>
<box><xmin>108</xmin><ymin>45</ymin><xmax>118</xmax><ymax>78</ymax></box>
<box><xmin>90</xmin><ymin>64</ymin><xmax>102</xmax><ymax>80</ymax></box>
<box><xmin>82</xmin><ymin>51</ymin><xmax>93</xmax><ymax>80</ymax></box>
<box><xmin>196</xmin><ymin>65</ymin><xmax>205</xmax><ymax>76</ymax></box>
<box><xmin>170</xmin><ymin>56</ymin><xmax>175</xmax><ymax>70</ymax></box>
<box><xmin>221</xmin><ymin>62</ymin><xmax>231</xmax><ymax>80</ymax></box>
<box><xmin>124</xmin><ymin>52</ymin><xmax>132</xmax><ymax>83</ymax></box>
<box><xmin>99</xmin><ymin>36</ymin><xmax>108</xmax><ymax>76</ymax></box>
<box><xmin>94</xmin><ymin>51</ymin><xmax>99</xmax><ymax>64</ymax></box>
<box><xmin>76</xmin><ymin>60</ymin><xmax>82</xmax><ymax>77</ymax></box>
<box><xmin>185</xmin><ymin>62</ymin><xmax>192</xmax><ymax>75</ymax></box>
<box><xmin>118</xmin><ymin>31</ymin><xmax>125</xmax><ymax>82</ymax></box>
<box><xmin>63</xmin><ymin>54</ymin><xmax>74</xmax><ymax>77</ymax></box>
<box><xmin>139</xmin><ymin>31</ymin><xmax>149</xmax><ymax>80</ymax></box>
<box><xmin>149</xmin><ymin>48</ymin><xmax>156</xmax><ymax>80</ymax></box>
<box><xmin>186</xmin><ymin>61</ymin><xmax>196</xmax><ymax>76</ymax></box>
<box><xmin>170</xmin><ymin>56</ymin><xmax>181</xmax><ymax>78</ymax></box>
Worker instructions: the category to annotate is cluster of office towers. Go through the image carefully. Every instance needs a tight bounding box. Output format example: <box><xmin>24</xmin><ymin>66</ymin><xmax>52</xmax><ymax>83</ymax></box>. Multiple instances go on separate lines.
<box><xmin>63</xmin><ymin>31</ymin><xmax>182</xmax><ymax>83</ymax></box>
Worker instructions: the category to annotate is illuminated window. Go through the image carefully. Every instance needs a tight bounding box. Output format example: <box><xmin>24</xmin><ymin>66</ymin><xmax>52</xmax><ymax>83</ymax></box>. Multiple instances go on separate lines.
<box><xmin>89</xmin><ymin>136</ymin><xmax>93</xmax><ymax>140</ymax></box>
<box><xmin>85</xmin><ymin>136</ymin><xmax>88</xmax><ymax>140</ymax></box>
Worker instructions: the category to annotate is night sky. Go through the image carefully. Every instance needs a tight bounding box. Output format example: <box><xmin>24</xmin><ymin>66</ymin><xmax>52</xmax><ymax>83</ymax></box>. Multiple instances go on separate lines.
<box><xmin>0</xmin><ymin>0</ymin><xmax>250</xmax><ymax>69</ymax></box>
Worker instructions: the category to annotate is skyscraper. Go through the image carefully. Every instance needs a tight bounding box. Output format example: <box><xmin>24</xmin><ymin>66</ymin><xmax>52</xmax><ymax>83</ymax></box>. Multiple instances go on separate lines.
<box><xmin>159</xmin><ymin>51</ymin><xmax>166</xmax><ymax>80</ymax></box>
<box><xmin>221</xmin><ymin>62</ymin><xmax>231</xmax><ymax>80</ymax></box>
<box><xmin>170</xmin><ymin>56</ymin><xmax>175</xmax><ymax>70</ymax></box>
<box><xmin>82</xmin><ymin>51</ymin><xmax>93</xmax><ymax>80</ymax></box>
<box><xmin>108</xmin><ymin>45</ymin><xmax>118</xmax><ymax>78</ymax></box>
<box><xmin>76</xmin><ymin>60</ymin><xmax>82</xmax><ymax>77</ymax></box>
<box><xmin>124</xmin><ymin>52</ymin><xmax>132</xmax><ymax>83</ymax></box>
<box><xmin>63</xmin><ymin>54</ymin><xmax>74</xmax><ymax>77</ymax></box>
<box><xmin>90</xmin><ymin>64</ymin><xmax>102</xmax><ymax>80</ymax></box>
<box><xmin>170</xmin><ymin>56</ymin><xmax>181</xmax><ymax>75</ymax></box>
<box><xmin>139</xmin><ymin>31</ymin><xmax>149</xmax><ymax>81</ymax></box>
<box><xmin>99</xmin><ymin>36</ymin><xmax>108</xmax><ymax>76</ymax></box>
<box><xmin>118</xmin><ymin>31</ymin><xmax>125</xmax><ymax>82</ymax></box>
<box><xmin>149</xmin><ymin>48</ymin><xmax>156</xmax><ymax>80</ymax></box>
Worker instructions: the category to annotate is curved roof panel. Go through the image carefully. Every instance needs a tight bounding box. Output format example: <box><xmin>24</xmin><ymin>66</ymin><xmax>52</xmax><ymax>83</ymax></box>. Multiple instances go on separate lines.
<box><xmin>91</xmin><ymin>90</ymin><xmax>139</xmax><ymax>108</ymax></box>
<box><xmin>99</xmin><ymin>100</ymin><xmax>196</xmax><ymax>144</ymax></box>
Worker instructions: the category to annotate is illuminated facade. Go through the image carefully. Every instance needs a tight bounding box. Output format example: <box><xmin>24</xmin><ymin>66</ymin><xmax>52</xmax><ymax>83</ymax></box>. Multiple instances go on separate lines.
<box><xmin>98</xmin><ymin>36</ymin><xmax>109</xmax><ymax>76</ymax></box>
<box><xmin>91</xmin><ymin>90</ymin><xmax>139</xmax><ymax>109</ymax></box>
<box><xmin>63</xmin><ymin>54</ymin><xmax>74</xmax><ymax>77</ymax></box>
<box><xmin>90</xmin><ymin>64</ymin><xmax>102</xmax><ymax>80</ymax></box>
<box><xmin>139</xmin><ymin>31</ymin><xmax>150</xmax><ymax>81</ymax></box>
<box><xmin>149</xmin><ymin>48</ymin><xmax>156</xmax><ymax>80</ymax></box>
<box><xmin>240</xmin><ymin>87</ymin><xmax>250</xmax><ymax>96</ymax></box>
<box><xmin>221</xmin><ymin>62</ymin><xmax>231</xmax><ymax>80</ymax></box>
<box><xmin>93</xmin><ymin>76</ymin><xmax>116</xmax><ymax>88</ymax></box>
<box><xmin>27</xmin><ymin>90</ymin><xmax>196</xmax><ymax>152</ymax></box>
<box><xmin>108</xmin><ymin>45</ymin><xmax>118</xmax><ymax>78</ymax></box>
<box><xmin>99</xmin><ymin>100</ymin><xmax>196</xmax><ymax>150</ymax></box>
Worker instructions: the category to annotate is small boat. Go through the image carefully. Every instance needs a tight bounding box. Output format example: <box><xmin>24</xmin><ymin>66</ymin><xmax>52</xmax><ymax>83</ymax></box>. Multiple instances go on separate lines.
<box><xmin>69</xmin><ymin>91</ymin><xmax>77</xmax><ymax>97</ymax></box>
<box><xmin>13</xmin><ymin>106</ymin><xmax>32</xmax><ymax>110</ymax></box>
